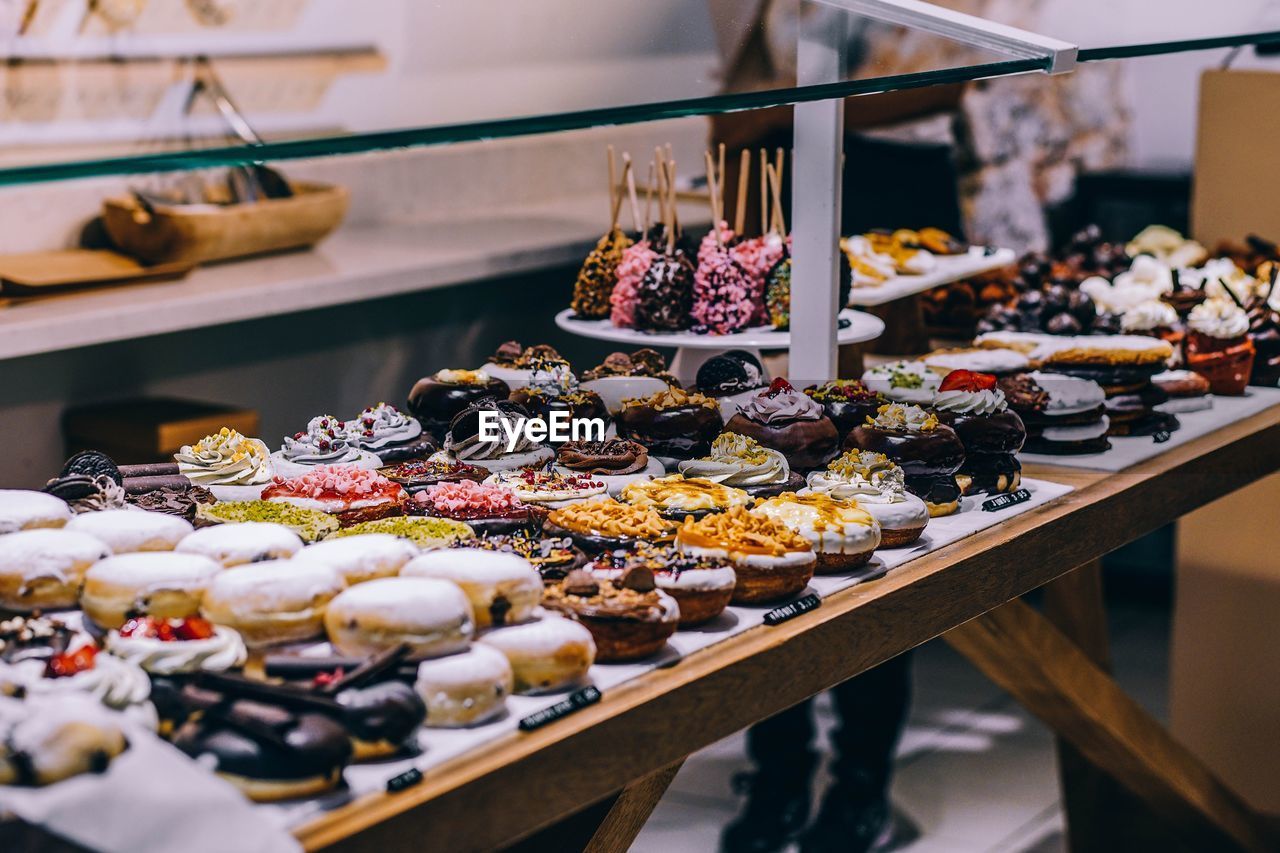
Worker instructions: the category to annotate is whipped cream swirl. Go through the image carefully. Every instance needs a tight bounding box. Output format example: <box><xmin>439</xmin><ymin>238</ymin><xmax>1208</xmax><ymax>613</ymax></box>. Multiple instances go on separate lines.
<box><xmin>678</xmin><ymin>433</ymin><xmax>790</xmax><ymax>486</ymax></box>
<box><xmin>350</xmin><ymin>403</ymin><xmax>423</xmax><ymax>450</ymax></box>
<box><xmin>738</xmin><ymin>388</ymin><xmax>824</xmax><ymax>424</ymax></box>
<box><xmin>932</xmin><ymin>387</ymin><xmax>1007</xmax><ymax>416</ymax></box>
<box><xmin>175</xmin><ymin>428</ymin><xmax>273</xmax><ymax>486</ymax></box>
<box><xmin>106</xmin><ymin>626</ymin><xmax>248</xmax><ymax>675</ymax></box>
<box><xmin>1120</xmin><ymin>300</ymin><xmax>1178</xmax><ymax>332</ymax></box>
<box><xmin>1188</xmin><ymin>299</ymin><xmax>1249</xmax><ymax>340</ymax></box>
<box><xmin>0</xmin><ymin>652</ymin><xmax>154</xmax><ymax>723</ymax></box>
<box><xmin>280</xmin><ymin>415</ymin><xmax>364</xmax><ymax>465</ymax></box>
<box><xmin>806</xmin><ymin>450</ymin><xmax>907</xmax><ymax>504</ymax></box>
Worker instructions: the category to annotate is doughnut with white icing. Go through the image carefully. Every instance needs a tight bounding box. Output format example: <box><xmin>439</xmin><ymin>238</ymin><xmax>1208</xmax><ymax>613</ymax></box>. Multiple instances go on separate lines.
<box><xmin>476</xmin><ymin>614</ymin><xmax>597</xmax><ymax>693</ymax></box>
<box><xmin>400</xmin><ymin>549</ymin><xmax>542</xmax><ymax>629</ymax></box>
<box><xmin>0</xmin><ymin>529</ymin><xmax>111</xmax><ymax>611</ymax></box>
<box><xmin>201</xmin><ymin>561</ymin><xmax>345</xmax><ymax>648</ymax></box>
<box><xmin>81</xmin><ymin>552</ymin><xmax>223</xmax><ymax>629</ymax></box>
<box><xmin>324</xmin><ymin>577</ymin><xmax>474</xmax><ymax>659</ymax></box>
<box><xmin>413</xmin><ymin>645</ymin><xmax>513</xmax><ymax>727</ymax></box>
<box><xmin>0</xmin><ymin>490</ymin><xmax>72</xmax><ymax>534</ymax></box>
<box><xmin>66</xmin><ymin>509</ymin><xmax>193</xmax><ymax>553</ymax></box>
<box><xmin>290</xmin><ymin>534</ymin><xmax>419</xmax><ymax>586</ymax></box>
<box><xmin>175</xmin><ymin>521</ymin><xmax>303</xmax><ymax>567</ymax></box>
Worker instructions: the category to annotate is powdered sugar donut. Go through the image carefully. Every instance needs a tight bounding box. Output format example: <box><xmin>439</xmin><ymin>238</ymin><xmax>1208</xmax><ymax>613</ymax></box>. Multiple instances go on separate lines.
<box><xmin>413</xmin><ymin>645</ymin><xmax>513</xmax><ymax>727</ymax></box>
<box><xmin>0</xmin><ymin>490</ymin><xmax>71</xmax><ymax>534</ymax></box>
<box><xmin>290</xmin><ymin>534</ymin><xmax>419</xmax><ymax>586</ymax></box>
<box><xmin>476</xmin><ymin>614</ymin><xmax>596</xmax><ymax>694</ymax></box>
<box><xmin>201</xmin><ymin>560</ymin><xmax>345</xmax><ymax>648</ymax></box>
<box><xmin>66</xmin><ymin>509</ymin><xmax>193</xmax><ymax>553</ymax></box>
<box><xmin>176</xmin><ymin>521</ymin><xmax>303</xmax><ymax>567</ymax></box>
<box><xmin>400</xmin><ymin>549</ymin><xmax>543</xmax><ymax>629</ymax></box>
<box><xmin>81</xmin><ymin>552</ymin><xmax>222</xmax><ymax>629</ymax></box>
<box><xmin>324</xmin><ymin>577</ymin><xmax>473</xmax><ymax>659</ymax></box>
<box><xmin>0</xmin><ymin>529</ymin><xmax>111</xmax><ymax>612</ymax></box>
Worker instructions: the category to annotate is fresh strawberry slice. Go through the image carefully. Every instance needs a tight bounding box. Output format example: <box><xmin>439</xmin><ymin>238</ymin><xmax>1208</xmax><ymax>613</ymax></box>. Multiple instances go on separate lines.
<box><xmin>939</xmin><ymin>370</ymin><xmax>998</xmax><ymax>393</ymax></box>
<box><xmin>764</xmin><ymin>377</ymin><xmax>795</xmax><ymax>396</ymax></box>
<box><xmin>175</xmin><ymin>617</ymin><xmax>216</xmax><ymax>641</ymax></box>
<box><xmin>45</xmin><ymin>645</ymin><xmax>97</xmax><ymax>678</ymax></box>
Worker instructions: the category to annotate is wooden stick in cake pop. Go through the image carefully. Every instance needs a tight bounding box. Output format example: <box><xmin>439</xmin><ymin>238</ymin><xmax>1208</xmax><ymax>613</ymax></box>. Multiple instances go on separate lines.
<box><xmin>735</xmin><ymin>149</ymin><xmax>751</xmax><ymax>236</ymax></box>
<box><xmin>643</xmin><ymin>161</ymin><xmax>655</xmax><ymax>235</ymax></box>
<box><xmin>607</xmin><ymin>145</ymin><xmax>618</xmax><ymax>223</ymax></box>
<box><xmin>624</xmin><ymin>153</ymin><xmax>642</xmax><ymax>234</ymax></box>
<box><xmin>667</xmin><ymin>158</ymin><xmax>681</xmax><ymax>245</ymax></box>
<box><xmin>704</xmin><ymin>150</ymin><xmax>723</xmax><ymax>248</ymax></box>
<box><xmin>768</xmin><ymin>161</ymin><xmax>787</xmax><ymax>236</ymax></box>
<box><xmin>760</xmin><ymin>149</ymin><xmax>769</xmax><ymax>236</ymax></box>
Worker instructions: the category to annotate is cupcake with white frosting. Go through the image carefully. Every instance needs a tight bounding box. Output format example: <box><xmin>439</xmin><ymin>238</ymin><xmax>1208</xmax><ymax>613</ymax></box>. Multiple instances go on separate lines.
<box><xmin>106</xmin><ymin>616</ymin><xmax>247</xmax><ymax>676</ymax></box>
<box><xmin>347</xmin><ymin>403</ymin><xmax>436</xmax><ymax>463</ymax></box>
<box><xmin>271</xmin><ymin>415</ymin><xmax>382</xmax><ymax>479</ymax></box>
<box><xmin>174</xmin><ymin>427</ymin><xmax>274</xmax><ymax>501</ymax></box>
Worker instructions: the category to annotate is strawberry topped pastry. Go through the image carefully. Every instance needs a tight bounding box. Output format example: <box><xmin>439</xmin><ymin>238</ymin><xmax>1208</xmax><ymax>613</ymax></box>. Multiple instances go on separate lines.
<box><xmin>106</xmin><ymin>616</ymin><xmax>247</xmax><ymax>676</ymax></box>
<box><xmin>930</xmin><ymin>370</ymin><xmax>1026</xmax><ymax>495</ymax></box>
<box><xmin>484</xmin><ymin>467</ymin><xmax>607</xmax><ymax>509</ymax></box>
<box><xmin>724</xmin><ymin>378</ymin><xmax>839</xmax><ymax>471</ymax></box>
<box><xmin>410</xmin><ymin>479</ymin><xmax>543</xmax><ymax>536</ymax></box>
<box><xmin>262</xmin><ymin>464</ymin><xmax>408</xmax><ymax>527</ymax></box>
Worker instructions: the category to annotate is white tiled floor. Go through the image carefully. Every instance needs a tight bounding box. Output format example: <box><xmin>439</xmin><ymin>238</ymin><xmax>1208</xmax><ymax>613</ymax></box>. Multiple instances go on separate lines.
<box><xmin>633</xmin><ymin>602</ymin><xmax>1170</xmax><ymax>853</ymax></box>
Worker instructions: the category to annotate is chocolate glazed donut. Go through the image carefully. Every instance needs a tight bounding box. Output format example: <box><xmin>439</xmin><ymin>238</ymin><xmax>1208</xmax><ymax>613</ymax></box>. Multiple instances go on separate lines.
<box><xmin>819</xmin><ymin>398</ymin><xmax>884</xmax><ymax>442</ymax></box>
<box><xmin>724</xmin><ymin>413</ymin><xmax>839</xmax><ymax>472</ymax></box>
<box><xmin>508</xmin><ymin>389</ymin><xmax>611</xmax><ymax>443</ymax></box>
<box><xmin>845</xmin><ymin>423</ymin><xmax>965</xmax><ymax>501</ymax></box>
<box><xmin>936</xmin><ymin>409</ymin><xmax>1026</xmax><ymax>457</ymax></box>
<box><xmin>407</xmin><ymin>376</ymin><xmax>511</xmax><ymax>441</ymax></box>
<box><xmin>616</xmin><ymin>404</ymin><xmax>723</xmax><ymax>460</ymax></box>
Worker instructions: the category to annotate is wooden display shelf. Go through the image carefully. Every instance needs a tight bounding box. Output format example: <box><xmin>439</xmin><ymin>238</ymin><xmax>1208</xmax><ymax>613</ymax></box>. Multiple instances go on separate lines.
<box><xmin>292</xmin><ymin>403</ymin><xmax>1280</xmax><ymax>852</ymax></box>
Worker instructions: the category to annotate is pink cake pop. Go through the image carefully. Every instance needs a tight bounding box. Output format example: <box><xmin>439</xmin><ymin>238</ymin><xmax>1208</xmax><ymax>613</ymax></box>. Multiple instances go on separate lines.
<box><xmin>611</xmin><ymin>239</ymin><xmax>658</xmax><ymax>327</ymax></box>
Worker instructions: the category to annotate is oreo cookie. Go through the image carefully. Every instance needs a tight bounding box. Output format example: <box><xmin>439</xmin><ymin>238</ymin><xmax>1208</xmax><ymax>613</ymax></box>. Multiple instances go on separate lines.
<box><xmin>695</xmin><ymin>350</ymin><xmax>765</xmax><ymax>397</ymax></box>
<box><xmin>57</xmin><ymin>450</ymin><xmax>123</xmax><ymax>485</ymax></box>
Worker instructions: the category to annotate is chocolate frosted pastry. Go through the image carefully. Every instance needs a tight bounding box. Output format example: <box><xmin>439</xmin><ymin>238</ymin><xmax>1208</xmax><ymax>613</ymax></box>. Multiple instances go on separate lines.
<box><xmin>845</xmin><ymin>403</ymin><xmax>965</xmax><ymax>516</ymax></box>
<box><xmin>572</xmin><ymin>228</ymin><xmax>632</xmax><ymax>319</ymax></box>
<box><xmin>557</xmin><ymin>439</ymin><xmax>649</xmax><ymax>476</ymax></box>
<box><xmin>930</xmin><ymin>371</ymin><xmax>1026</xmax><ymax>495</ymax></box>
<box><xmin>377</xmin><ymin>457</ymin><xmax>486</xmax><ymax>493</ymax></box>
<box><xmin>44</xmin><ymin>473</ymin><xmax>128</xmax><ymax>514</ymax></box>
<box><xmin>127</xmin><ymin>483</ymin><xmax>216</xmax><ymax>523</ymax></box>
<box><xmin>508</xmin><ymin>361</ymin><xmax>610</xmax><ymax>445</ymax></box>
<box><xmin>588</xmin><ymin>542</ymin><xmax>736</xmax><ymax>626</ymax></box>
<box><xmin>452</xmin><ymin>532</ymin><xmax>587</xmax><ymax>582</ymax></box>
<box><xmin>542</xmin><ymin>568</ymin><xmax>679</xmax><ymax>662</ymax></box>
<box><xmin>677</xmin><ymin>433</ymin><xmax>802</xmax><ymax>498</ymax></box>
<box><xmin>634</xmin><ymin>251</ymin><xmax>695</xmax><ymax>331</ymax></box>
<box><xmin>544</xmin><ymin>498</ymin><xmax>676</xmax><ymax>553</ymax></box>
<box><xmin>408</xmin><ymin>369</ymin><xmax>511</xmax><ymax>441</ymax></box>
<box><xmin>1246</xmin><ymin>275</ymin><xmax>1280</xmax><ymax>386</ymax></box>
<box><xmin>804</xmin><ymin>380</ymin><xmax>886</xmax><ymax>441</ymax></box>
<box><xmin>482</xmin><ymin>342</ymin><xmax>571</xmax><ymax>388</ymax></box>
<box><xmin>724</xmin><ymin>378</ymin><xmax>839</xmax><ymax>471</ymax></box>
<box><xmin>996</xmin><ymin>373</ymin><xmax>1050</xmax><ymax>417</ymax></box>
<box><xmin>347</xmin><ymin>403</ymin><xmax>435</xmax><ymax>463</ymax></box>
<box><xmin>171</xmin><ymin>697</ymin><xmax>353</xmax><ymax>801</ymax></box>
<box><xmin>616</xmin><ymin>387</ymin><xmax>724</xmax><ymax>461</ymax></box>
<box><xmin>441</xmin><ymin>399</ymin><xmax>555</xmax><ymax>471</ymax></box>
<box><xmin>695</xmin><ymin>350</ymin><xmax>766</xmax><ymax>399</ymax></box>
<box><xmin>582</xmin><ymin>349</ymin><xmax>678</xmax><ymax>384</ymax></box>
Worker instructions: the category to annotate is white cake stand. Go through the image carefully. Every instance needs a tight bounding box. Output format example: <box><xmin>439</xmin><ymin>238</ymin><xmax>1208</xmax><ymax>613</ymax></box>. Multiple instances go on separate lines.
<box><xmin>554</xmin><ymin>308</ymin><xmax>884</xmax><ymax>383</ymax></box>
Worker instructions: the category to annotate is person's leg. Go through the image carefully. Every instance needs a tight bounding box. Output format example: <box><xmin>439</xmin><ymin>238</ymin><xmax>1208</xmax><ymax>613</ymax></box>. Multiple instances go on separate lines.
<box><xmin>721</xmin><ymin>698</ymin><xmax>820</xmax><ymax>853</ymax></box>
<box><xmin>801</xmin><ymin>652</ymin><xmax>915</xmax><ymax>853</ymax></box>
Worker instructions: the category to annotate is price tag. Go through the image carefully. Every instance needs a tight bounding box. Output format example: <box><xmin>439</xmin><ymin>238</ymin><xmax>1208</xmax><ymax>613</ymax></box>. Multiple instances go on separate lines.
<box><xmin>764</xmin><ymin>593</ymin><xmax>822</xmax><ymax>626</ymax></box>
<box><xmin>982</xmin><ymin>488</ymin><xmax>1032</xmax><ymax>512</ymax></box>
<box><xmin>386</xmin><ymin>768</ymin><xmax>424</xmax><ymax>793</ymax></box>
<box><xmin>518</xmin><ymin>686</ymin><xmax>602</xmax><ymax>731</ymax></box>
<box><xmin>1153</xmin><ymin>430</ymin><xmax>1172</xmax><ymax>444</ymax></box>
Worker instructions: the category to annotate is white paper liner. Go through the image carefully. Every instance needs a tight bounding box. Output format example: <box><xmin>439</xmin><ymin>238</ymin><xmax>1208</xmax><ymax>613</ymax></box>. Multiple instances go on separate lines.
<box><xmin>1020</xmin><ymin>386</ymin><xmax>1280</xmax><ymax>471</ymax></box>
<box><xmin>262</xmin><ymin>477</ymin><xmax>1074</xmax><ymax>830</ymax></box>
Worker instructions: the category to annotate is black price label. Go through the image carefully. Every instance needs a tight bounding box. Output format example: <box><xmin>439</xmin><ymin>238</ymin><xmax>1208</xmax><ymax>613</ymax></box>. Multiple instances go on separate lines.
<box><xmin>764</xmin><ymin>593</ymin><xmax>821</xmax><ymax>625</ymax></box>
<box><xmin>386</xmin><ymin>767</ymin><xmax>423</xmax><ymax>793</ymax></box>
<box><xmin>1153</xmin><ymin>430</ymin><xmax>1172</xmax><ymax>444</ymax></box>
<box><xmin>982</xmin><ymin>488</ymin><xmax>1032</xmax><ymax>512</ymax></box>
<box><xmin>518</xmin><ymin>686</ymin><xmax>602</xmax><ymax>731</ymax></box>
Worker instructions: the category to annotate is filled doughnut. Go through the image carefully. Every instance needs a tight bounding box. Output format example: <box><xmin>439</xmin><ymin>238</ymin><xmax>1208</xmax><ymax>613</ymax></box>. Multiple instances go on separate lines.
<box><xmin>324</xmin><ymin>577</ymin><xmax>474</xmax><ymax>660</ymax></box>
<box><xmin>200</xmin><ymin>561</ymin><xmax>346</xmax><ymax>648</ymax></box>
<box><xmin>400</xmin><ymin>549</ymin><xmax>542</xmax><ymax>629</ymax></box>
<box><xmin>413</xmin><ymin>645</ymin><xmax>514</xmax><ymax>727</ymax></box>
<box><xmin>0</xmin><ymin>529</ymin><xmax>111</xmax><ymax>612</ymax></box>
<box><xmin>476</xmin><ymin>614</ymin><xmax>596</xmax><ymax>694</ymax></box>
<box><xmin>81</xmin><ymin>552</ymin><xmax>223</xmax><ymax>629</ymax></box>
<box><xmin>0</xmin><ymin>489</ymin><xmax>72</xmax><ymax>534</ymax></box>
<box><xmin>175</xmin><ymin>521</ymin><xmax>304</xmax><ymax>567</ymax></box>
<box><xmin>290</xmin><ymin>533</ymin><xmax>419</xmax><ymax>586</ymax></box>
<box><xmin>66</xmin><ymin>509</ymin><xmax>193</xmax><ymax>553</ymax></box>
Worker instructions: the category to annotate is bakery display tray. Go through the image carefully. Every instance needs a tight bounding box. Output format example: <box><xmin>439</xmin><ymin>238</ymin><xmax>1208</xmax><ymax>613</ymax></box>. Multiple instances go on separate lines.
<box><xmin>554</xmin><ymin>307</ymin><xmax>885</xmax><ymax>349</ymax></box>
<box><xmin>846</xmin><ymin>247</ymin><xmax>1016</xmax><ymax>307</ymax></box>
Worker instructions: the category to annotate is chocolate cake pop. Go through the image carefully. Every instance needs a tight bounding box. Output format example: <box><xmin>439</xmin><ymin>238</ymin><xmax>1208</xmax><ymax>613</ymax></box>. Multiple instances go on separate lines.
<box><xmin>571</xmin><ymin>148</ymin><xmax>633</xmax><ymax>319</ymax></box>
<box><xmin>634</xmin><ymin>157</ymin><xmax>694</xmax><ymax>331</ymax></box>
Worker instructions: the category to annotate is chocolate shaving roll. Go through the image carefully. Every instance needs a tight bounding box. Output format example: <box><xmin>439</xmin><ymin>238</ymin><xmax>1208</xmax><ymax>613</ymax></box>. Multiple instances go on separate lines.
<box><xmin>264</xmin><ymin>656</ymin><xmax>417</xmax><ymax>682</ymax></box>
<box><xmin>122</xmin><ymin>474</ymin><xmax>192</xmax><ymax>495</ymax></box>
<box><xmin>118</xmin><ymin>462</ymin><xmax>181</xmax><ymax>479</ymax></box>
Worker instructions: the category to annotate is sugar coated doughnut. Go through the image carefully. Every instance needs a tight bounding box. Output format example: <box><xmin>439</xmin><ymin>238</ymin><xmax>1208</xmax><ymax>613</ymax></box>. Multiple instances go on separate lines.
<box><xmin>400</xmin><ymin>549</ymin><xmax>542</xmax><ymax>629</ymax></box>
<box><xmin>67</xmin><ymin>509</ymin><xmax>193</xmax><ymax>553</ymax></box>
<box><xmin>476</xmin><ymin>614</ymin><xmax>596</xmax><ymax>694</ymax></box>
<box><xmin>175</xmin><ymin>521</ymin><xmax>303</xmax><ymax>567</ymax></box>
<box><xmin>324</xmin><ymin>577</ymin><xmax>473</xmax><ymax>660</ymax></box>
<box><xmin>290</xmin><ymin>534</ymin><xmax>418</xmax><ymax>586</ymax></box>
<box><xmin>81</xmin><ymin>552</ymin><xmax>222</xmax><ymax>629</ymax></box>
<box><xmin>413</xmin><ymin>645</ymin><xmax>513</xmax><ymax>727</ymax></box>
<box><xmin>201</xmin><ymin>560</ymin><xmax>345</xmax><ymax>648</ymax></box>
<box><xmin>0</xmin><ymin>529</ymin><xmax>111</xmax><ymax>611</ymax></box>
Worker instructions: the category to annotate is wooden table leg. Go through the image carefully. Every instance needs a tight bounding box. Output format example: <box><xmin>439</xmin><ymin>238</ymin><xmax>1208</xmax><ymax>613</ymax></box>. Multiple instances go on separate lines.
<box><xmin>944</xmin><ymin>597</ymin><xmax>1278</xmax><ymax>853</ymax></box>
<box><xmin>503</xmin><ymin>759</ymin><xmax>685</xmax><ymax>853</ymax></box>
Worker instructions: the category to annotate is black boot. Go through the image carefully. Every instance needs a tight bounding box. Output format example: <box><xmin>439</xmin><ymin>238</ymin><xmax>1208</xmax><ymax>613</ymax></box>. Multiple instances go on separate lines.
<box><xmin>798</xmin><ymin>780</ymin><xmax>909</xmax><ymax>853</ymax></box>
<box><xmin>719</xmin><ymin>767</ymin><xmax>812</xmax><ymax>853</ymax></box>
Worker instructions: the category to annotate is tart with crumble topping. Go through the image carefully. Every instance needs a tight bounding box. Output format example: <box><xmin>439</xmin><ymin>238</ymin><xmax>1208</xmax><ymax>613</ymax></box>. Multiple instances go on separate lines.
<box><xmin>675</xmin><ymin>506</ymin><xmax>815</xmax><ymax>604</ymax></box>
<box><xmin>618</xmin><ymin>474</ymin><xmax>751</xmax><ymax>522</ymax></box>
<box><xmin>483</xmin><ymin>467</ymin><xmax>607</xmax><ymax>509</ymax></box>
<box><xmin>543</xmin><ymin>498</ymin><xmax>676</xmax><ymax>554</ymax></box>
